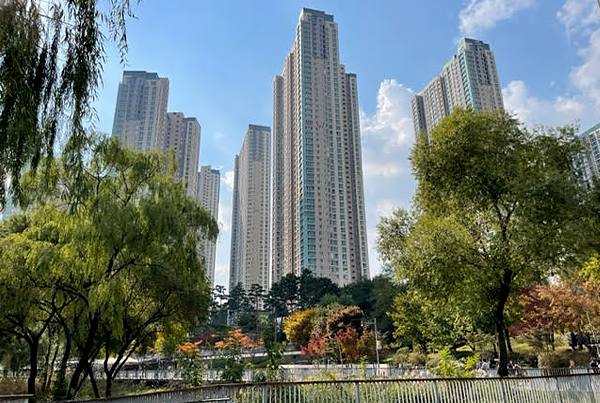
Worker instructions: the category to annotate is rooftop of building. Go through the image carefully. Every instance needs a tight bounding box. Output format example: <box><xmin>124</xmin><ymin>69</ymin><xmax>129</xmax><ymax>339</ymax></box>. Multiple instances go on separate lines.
<box><xmin>248</xmin><ymin>124</ymin><xmax>271</xmax><ymax>132</ymax></box>
<box><xmin>300</xmin><ymin>8</ymin><xmax>334</xmax><ymax>22</ymax></box>
<box><xmin>123</xmin><ymin>70</ymin><xmax>161</xmax><ymax>79</ymax></box>
<box><xmin>582</xmin><ymin>121</ymin><xmax>600</xmax><ymax>136</ymax></box>
<box><xmin>459</xmin><ymin>38</ymin><xmax>491</xmax><ymax>50</ymax></box>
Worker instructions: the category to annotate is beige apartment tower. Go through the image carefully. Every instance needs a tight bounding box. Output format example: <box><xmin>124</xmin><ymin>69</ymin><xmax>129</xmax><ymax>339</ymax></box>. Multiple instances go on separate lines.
<box><xmin>196</xmin><ymin>166</ymin><xmax>220</xmax><ymax>287</ymax></box>
<box><xmin>411</xmin><ymin>38</ymin><xmax>504</xmax><ymax>139</ymax></box>
<box><xmin>164</xmin><ymin>112</ymin><xmax>201</xmax><ymax>197</ymax></box>
<box><xmin>229</xmin><ymin>125</ymin><xmax>271</xmax><ymax>292</ymax></box>
<box><xmin>111</xmin><ymin>71</ymin><xmax>169</xmax><ymax>151</ymax></box>
<box><xmin>272</xmin><ymin>8</ymin><xmax>369</xmax><ymax>287</ymax></box>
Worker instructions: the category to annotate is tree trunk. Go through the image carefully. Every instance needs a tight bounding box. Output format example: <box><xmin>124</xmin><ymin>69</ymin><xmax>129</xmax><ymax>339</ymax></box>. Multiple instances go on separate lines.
<box><xmin>494</xmin><ymin>312</ymin><xmax>509</xmax><ymax>377</ymax></box>
<box><xmin>504</xmin><ymin>327</ymin><xmax>513</xmax><ymax>353</ymax></box>
<box><xmin>86</xmin><ymin>362</ymin><xmax>99</xmax><ymax>399</ymax></box>
<box><xmin>67</xmin><ymin>316</ymin><xmax>98</xmax><ymax>399</ymax></box>
<box><xmin>494</xmin><ymin>272</ymin><xmax>512</xmax><ymax>377</ymax></box>
<box><xmin>27</xmin><ymin>337</ymin><xmax>39</xmax><ymax>396</ymax></box>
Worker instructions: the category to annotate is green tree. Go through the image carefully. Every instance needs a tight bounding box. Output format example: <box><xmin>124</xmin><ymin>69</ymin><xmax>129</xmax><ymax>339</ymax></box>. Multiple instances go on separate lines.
<box><xmin>0</xmin><ymin>137</ymin><xmax>218</xmax><ymax>398</ymax></box>
<box><xmin>378</xmin><ymin>109</ymin><xmax>587</xmax><ymax>376</ymax></box>
<box><xmin>0</xmin><ymin>0</ymin><xmax>138</xmax><ymax>208</ymax></box>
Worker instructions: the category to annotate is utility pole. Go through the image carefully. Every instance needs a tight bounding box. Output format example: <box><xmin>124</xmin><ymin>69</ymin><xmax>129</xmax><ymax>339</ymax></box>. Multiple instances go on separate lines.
<box><xmin>374</xmin><ymin>318</ymin><xmax>380</xmax><ymax>377</ymax></box>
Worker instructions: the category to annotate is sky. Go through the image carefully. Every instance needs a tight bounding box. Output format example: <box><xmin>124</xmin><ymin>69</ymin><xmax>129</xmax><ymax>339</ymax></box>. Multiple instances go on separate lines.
<box><xmin>93</xmin><ymin>0</ymin><xmax>600</xmax><ymax>290</ymax></box>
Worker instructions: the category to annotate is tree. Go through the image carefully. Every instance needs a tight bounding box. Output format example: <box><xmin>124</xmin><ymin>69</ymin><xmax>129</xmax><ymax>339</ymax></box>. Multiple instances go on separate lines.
<box><xmin>226</xmin><ymin>283</ymin><xmax>251</xmax><ymax>327</ymax></box>
<box><xmin>298</xmin><ymin>270</ymin><xmax>339</xmax><ymax>309</ymax></box>
<box><xmin>0</xmin><ymin>0</ymin><xmax>138</xmax><ymax>208</ymax></box>
<box><xmin>283</xmin><ymin>308</ymin><xmax>319</xmax><ymax>347</ymax></box>
<box><xmin>378</xmin><ymin>109</ymin><xmax>587</xmax><ymax>376</ymax></box>
<box><xmin>215</xmin><ymin>329</ymin><xmax>261</xmax><ymax>383</ymax></box>
<box><xmin>0</xmin><ymin>137</ymin><xmax>218</xmax><ymax>398</ymax></box>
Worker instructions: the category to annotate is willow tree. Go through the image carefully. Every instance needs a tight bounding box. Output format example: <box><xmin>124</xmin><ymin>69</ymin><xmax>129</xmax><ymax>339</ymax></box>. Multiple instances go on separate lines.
<box><xmin>0</xmin><ymin>0</ymin><xmax>138</xmax><ymax>208</ymax></box>
<box><xmin>1</xmin><ymin>137</ymin><xmax>218</xmax><ymax>398</ymax></box>
<box><xmin>378</xmin><ymin>109</ymin><xmax>588</xmax><ymax>376</ymax></box>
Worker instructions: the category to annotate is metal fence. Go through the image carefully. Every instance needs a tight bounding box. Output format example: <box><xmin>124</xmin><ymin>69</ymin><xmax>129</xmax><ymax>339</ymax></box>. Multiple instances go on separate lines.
<box><xmin>112</xmin><ymin>365</ymin><xmax>597</xmax><ymax>382</ymax></box>
<box><xmin>0</xmin><ymin>395</ymin><xmax>32</xmax><ymax>403</ymax></box>
<box><xmin>63</xmin><ymin>373</ymin><xmax>600</xmax><ymax>403</ymax></box>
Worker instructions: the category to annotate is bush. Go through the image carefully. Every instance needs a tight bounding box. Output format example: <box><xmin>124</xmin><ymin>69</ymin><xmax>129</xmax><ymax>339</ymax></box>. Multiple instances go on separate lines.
<box><xmin>408</xmin><ymin>351</ymin><xmax>428</xmax><ymax>366</ymax></box>
<box><xmin>538</xmin><ymin>351</ymin><xmax>570</xmax><ymax>368</ymax></box>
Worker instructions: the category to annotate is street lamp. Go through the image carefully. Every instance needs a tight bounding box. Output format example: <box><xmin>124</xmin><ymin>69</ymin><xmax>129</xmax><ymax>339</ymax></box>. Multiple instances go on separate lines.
<box><xmin>363</xmin><ymin>319</ymin><xmax>381</xmax><ymax>377</ymax></box>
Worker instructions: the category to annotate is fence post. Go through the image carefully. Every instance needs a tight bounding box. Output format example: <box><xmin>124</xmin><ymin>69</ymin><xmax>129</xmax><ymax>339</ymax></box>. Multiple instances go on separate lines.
<box><xmin>589</xmin><ymin>375</ymin><xmax>597</xmax><ymax>403</ymax></box>
<box><xmin>554</xmin><ymin>377</ymin><xmax>564</xmax><ymax>403</ymax></box>
<box><xmin>433</xmin><ymin>380</ymin><xmax>441</xmax><ymax>403</ymax></box>
<box><xmin>354</xmin><ymin>381</ymin><xmax>361</xmax><ymax>403</ymax></box>
<box><xmin>499</xmin><ymin>378</ymin><xmax>508</xmax><ymax>403</ymax></box>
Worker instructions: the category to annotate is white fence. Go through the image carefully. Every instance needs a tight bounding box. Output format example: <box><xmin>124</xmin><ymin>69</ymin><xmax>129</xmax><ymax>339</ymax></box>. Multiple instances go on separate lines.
<box><xmin>0</xmin><ymin>395</ymin><xmax>33</xmax><ymax>403</ymax></box>
<box><xmin>112</xmin><ymin>364</ymin><xmax>597</xmax><ymax>382</ymax></box>
<box><xmin>62</xmin><ymin>373</ymin><xmax>600</xmax><ymax>403</ymax></box>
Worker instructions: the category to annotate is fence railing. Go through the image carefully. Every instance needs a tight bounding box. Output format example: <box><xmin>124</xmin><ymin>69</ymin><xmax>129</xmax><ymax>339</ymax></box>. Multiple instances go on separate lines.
<box><xmin>111</xmin><ymin>365</ymin><xmax>597</xmax><ymax>382</ymax></box>
<box><xmin>0</xmin><ymin>395</ymin><xmax>33</xmax><ymax>403</ymax></box>
<box><xmin>62</xmin><ymin>373</ymin><xmax>600</xmax><ymax>403</ymax></box>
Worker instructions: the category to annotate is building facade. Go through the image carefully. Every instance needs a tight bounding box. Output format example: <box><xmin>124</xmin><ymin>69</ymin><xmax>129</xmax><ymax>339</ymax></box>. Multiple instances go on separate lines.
<box><xmin>575</xmin><ymin>122</ymin><xmax>600</xmax><ymax>187</ymax></box>
<box><xmin>196</xmin><ymin>165</ymin><xmax>220</xmax><ymax>287</ymax></box>
<box><xmin>272</xmin><ymin>8</ymin><xmax>369</xmax><ymax>286</ymax></box>
<box><xmin>229</xmin><ymin>125</ymin><xmax>271</xmax><ymax>292</ymax></box>
<box><xmin>111</xmin><ymin>71</ymin><xmax>169</xmax><ymax>151</ymax></box>
<box><xmin>164</xmin><ymin>112</ymin><xmax>201</xmax><ymax>197</ymax></box>
<box><xmin>411</xmin><ymin>38</ymin><xmax>504</xmax><ymax>139</ymax></box>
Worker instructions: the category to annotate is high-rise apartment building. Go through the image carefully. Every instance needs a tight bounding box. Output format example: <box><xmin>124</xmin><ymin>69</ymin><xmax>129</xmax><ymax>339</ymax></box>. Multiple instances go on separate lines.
<box><xmin>411</xmin><ymin>38</ymin><xmax>504</xmax><ymax>138</ymax></box>
<box><xmin>272</xmin><ymin>8</ymin><xmax>369</xmax><ymax>286</ymax></box>
<box><xmin>164</xmin><ymin>112</ymin><xmax>201</xmax><ymax>197</ymax></box>
<box><xmin>229</xmin><ymin>125</ymin><xmax>271</xmax><ymax>292</ymax></box>
<box><xmin>111</xmin><ymin>71</ymin><xmax>169</xmax><ymax>151</ymax></box>
<box><xmin>196</xmin><ymin>165</ymin><xmax>220</xmax><ymax>287</ymax></box>
<box><xmin>575</xmin><ymin>122</ymin><xmax>600</xmax><ymax>187</ymax></box>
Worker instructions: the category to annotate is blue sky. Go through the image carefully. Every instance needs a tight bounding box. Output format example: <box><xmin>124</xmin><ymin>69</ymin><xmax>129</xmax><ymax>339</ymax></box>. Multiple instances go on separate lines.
<box><xmin>93</xmin><ymin>0</ymin><xmax>600</xmax><ymax>289</ymax></box>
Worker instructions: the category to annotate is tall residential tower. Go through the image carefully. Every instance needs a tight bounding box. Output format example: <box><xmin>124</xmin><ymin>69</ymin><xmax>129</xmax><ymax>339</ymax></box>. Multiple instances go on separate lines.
<box><xmin>111</xmin><ymin>71</ymin><xmax>169</xmax><ymax>151</ymax></box>
<box><xmin>411</xmin><ymin>38</ymin><xmax>504</xmax><ymax>138</ymax></box>
<box><xmin>164</xmin><ymin>112</ymin><xmax>201</xmax><ymax>197</ymax></box>
<box><xmin>272</xmin><ymin>8</ymin><xmax>369</xmax><ymax>286</ymax></box>
<box><xmin>229</xmin><ymin>125</ymin><xmax>271</xmax><ymax>292</ymax></box>
<box><xmin>196</xmin><ymin>166</ymin><xmax>220</xmax><ymax>287</ymax></box>
<box><xmin>575</xmin><ymin>122</ymin><xmax>600</xmax><ymax>187</ymax></box>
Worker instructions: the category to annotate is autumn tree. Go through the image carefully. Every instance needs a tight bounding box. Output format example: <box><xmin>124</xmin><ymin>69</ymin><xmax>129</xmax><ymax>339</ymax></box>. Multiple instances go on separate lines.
<box><xmin>378</xmin><ymin>109</ymin><xmax>588</xmax><ymax>376</ymax></box>
<box><xmin>283</xmin><ymin>308</ymin><xmax>319</xmax><ymax>347</ymax></box>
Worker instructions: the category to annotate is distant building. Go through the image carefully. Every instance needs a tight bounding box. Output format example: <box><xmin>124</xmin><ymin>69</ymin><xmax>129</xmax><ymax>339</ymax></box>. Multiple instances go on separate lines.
<box><xmin>229</xmin><ymin>125</ymin><xmax>271</xmax><ymax>292</ymax></box>
<box><xmin>196</xmin><ymin>166</ymin><xmax>220</xmax><ymax>287</ymax></box>
<box><xmin>575</xmin><ymin>122</ymin><xmax>600</xmax><ymax>187</ymax></box>
<box><xmin>272</xmin><ymin>8</ymin><xmax>369</xmax><ymax>287</ymax></box>
<box><xmin>111</xmin><ymin>71</ymin><xmax>169</xmax><ymax>151</ymax></box>
<box><xmin>111</xmin><ymin>71</ymin><xmax>201</xmax><ymax>196</ymax></box>
<box><xmin>411</xmin><ymin>38</ymin><xmax>504</xmax><ymax>139</ymax></box>
<box><xmin>165</xmin><ymin>112</ymin><xmax>201</xmax><ymax>197</ymax></box>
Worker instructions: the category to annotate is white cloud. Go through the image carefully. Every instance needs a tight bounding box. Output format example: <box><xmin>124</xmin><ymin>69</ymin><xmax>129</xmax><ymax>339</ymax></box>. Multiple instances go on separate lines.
<box><xmin>557</xmin><ymin>0</ymin><xmax>600</xmax><ymax>36</ymax></box>
<box><xmin>222</xmin><ymin>170</ymin><xmax>235</xmax><ymax>189</ymax></box>
<box><xmin>360</xmin><ymin>79</ymin><xmax>417</xmax><ymax>277</ymax></box>
<box><xmin>458</xmin><ymin>0</ymin><xmax>535</xmax><ymax>36</ymax></box>
<box><xmin>360</xmin><ymin>79</ymin><xmax>415</xmax><ymax>147</ymax></box>
<box><xmin>503</xmin><ymin>26</ymin><xmax>600</xmax><ymax>130</ymax></box>
<box><xmin>218</xmin><ymin>200</ymin><xmax>231</xmax><ymax>232</ymax></box>
<box><xmin>363</xmin><ymin>161</ymin><xmax>404</xmax><ymax>178</ymax></box>
<box><xmin>503</xmin><ymin>80</ymin><xmax>581</xmax><ymax>126</ymax></box>
<box><xmin>376</xmin><ymin>200</ymin><xmax>396</xmax><ymax>219</ymax></box>
<box><xmin>570</xmin><ymin>28</ymin><xmax>600</xmax><ymax>110</ymax></box>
